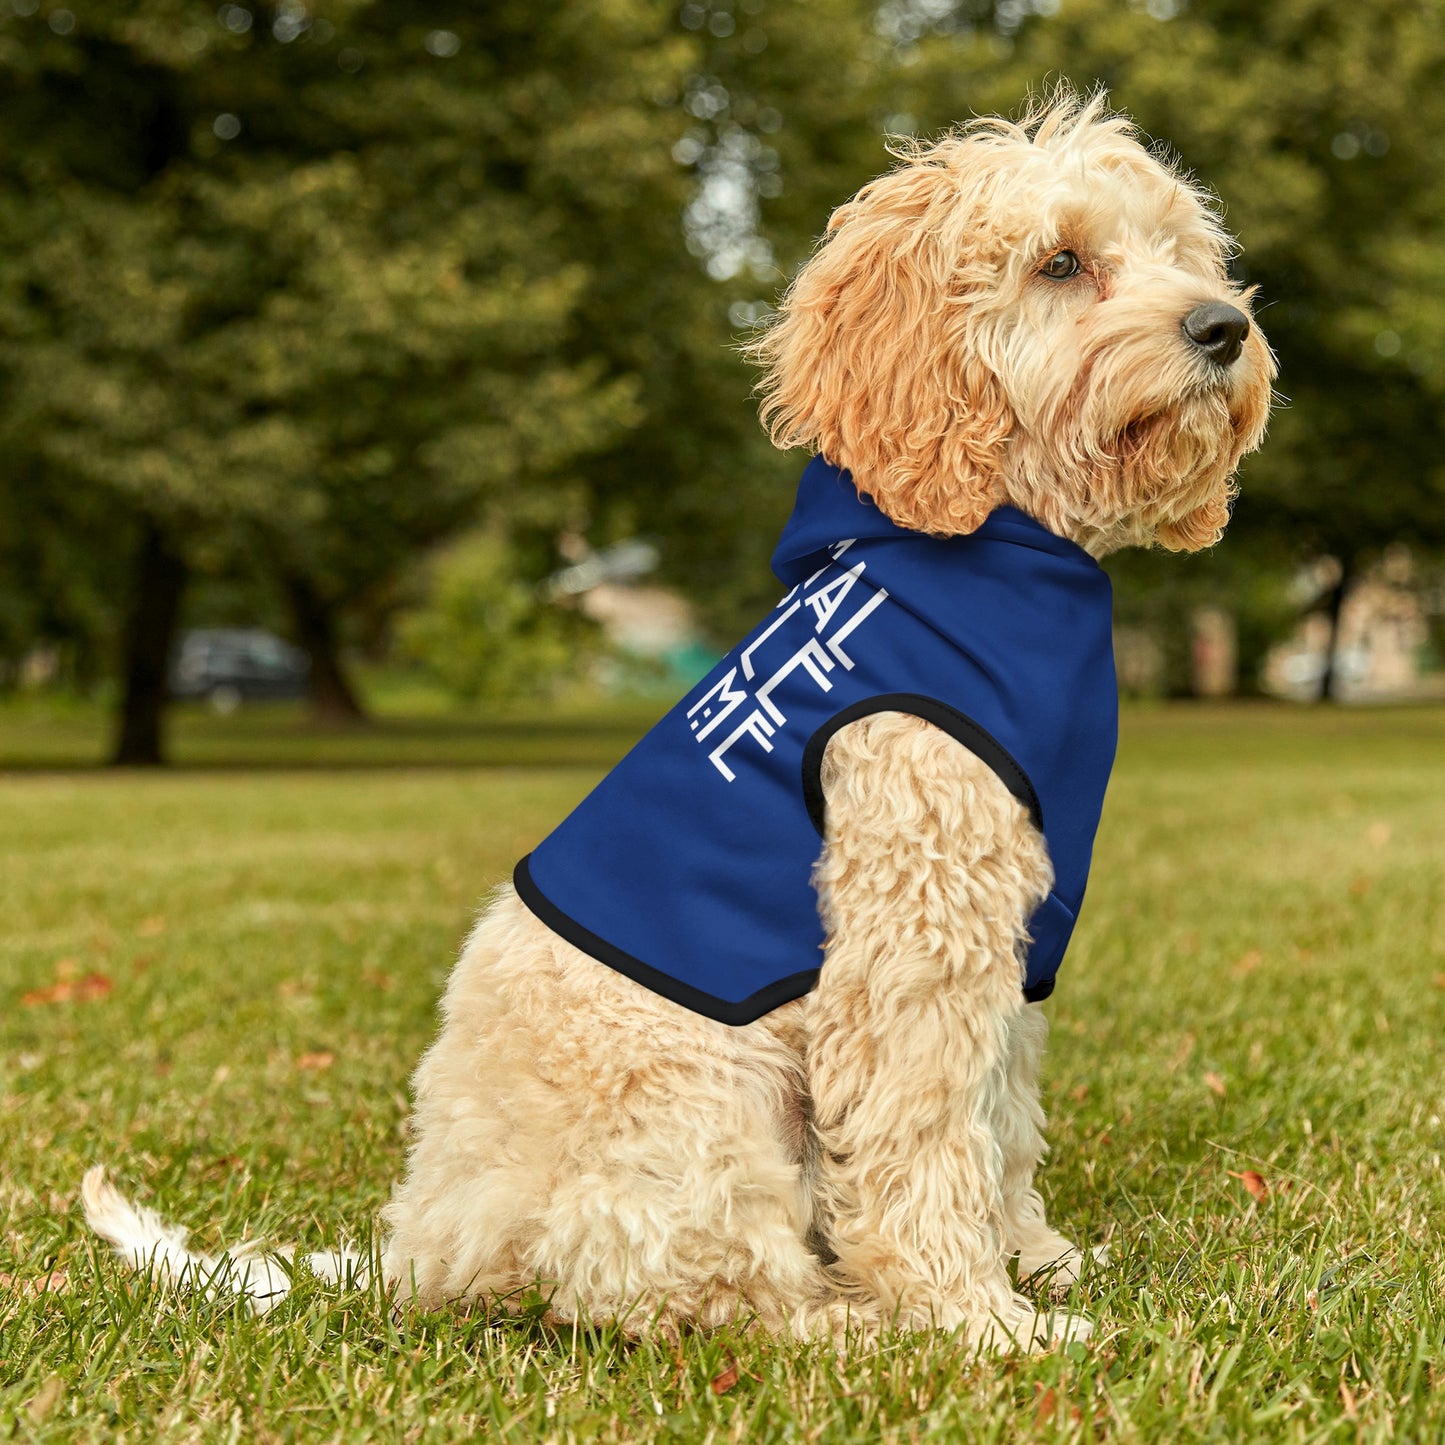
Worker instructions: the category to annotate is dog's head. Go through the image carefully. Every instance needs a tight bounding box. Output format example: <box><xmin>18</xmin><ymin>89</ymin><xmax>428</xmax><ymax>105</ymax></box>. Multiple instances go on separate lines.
<box><xmin>751</xmin><ymin>89</ymin><xmax>1275</xmax><ymax>554</ymax></box>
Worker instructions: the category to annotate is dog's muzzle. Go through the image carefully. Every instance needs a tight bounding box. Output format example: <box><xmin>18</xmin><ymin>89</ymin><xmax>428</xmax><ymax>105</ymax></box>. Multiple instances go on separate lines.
<box><xmin>1182</xmin><ymin>302</ymin><xmax>1250</xmax><ymax>367</ymax></box>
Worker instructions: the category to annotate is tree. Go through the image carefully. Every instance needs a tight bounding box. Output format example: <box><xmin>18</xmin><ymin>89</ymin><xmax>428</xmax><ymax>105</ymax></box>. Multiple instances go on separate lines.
<box><xmin>15</xmin><ymin>0</ymin><xmax>1440</xmax><ymax>738</ymax></box>
<box><xmin>519</xmin><ymin>0</ymin><xmax>890</xmax><ymax>639</ymax></box>
<box><xmin>0</xmin><ymin>1</ymin><xmax>695</xmax><ymax>758</ymax></box>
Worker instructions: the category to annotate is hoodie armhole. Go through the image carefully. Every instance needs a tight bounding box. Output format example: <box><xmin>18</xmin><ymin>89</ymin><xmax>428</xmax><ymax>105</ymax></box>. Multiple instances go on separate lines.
<box><xmin>800</xmin><ymin>693</ymin><xmax>1044</xmax><ymax>838</ymax></box>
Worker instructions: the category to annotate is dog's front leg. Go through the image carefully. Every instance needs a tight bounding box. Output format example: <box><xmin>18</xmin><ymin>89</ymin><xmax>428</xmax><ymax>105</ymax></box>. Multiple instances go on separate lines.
<box><xmin>805</xmin><ymin>712</ymin><xmax>1089</xmax><ymax>1350</ymax></box>
<box><xmin>994</xmin><ymin>1006</ymin><xmax>1097</xmax><ymax>1289</ymax></box>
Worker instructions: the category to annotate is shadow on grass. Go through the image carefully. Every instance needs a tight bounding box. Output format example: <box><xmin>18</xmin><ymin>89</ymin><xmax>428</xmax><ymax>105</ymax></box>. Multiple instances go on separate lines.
<box><xmin>0</xmin><ymin>699</ymin><xmax>673</xmax><ymax>774</ymax></box>
<box><xmin>5</xmin><ymin>695</ymin><xmax>1445</xmax><ymax>775</ymax></box>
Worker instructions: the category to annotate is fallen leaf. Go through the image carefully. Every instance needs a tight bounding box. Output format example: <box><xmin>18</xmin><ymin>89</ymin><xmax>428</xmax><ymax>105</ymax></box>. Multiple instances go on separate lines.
<box><xmin>296</xmin><ymin>1051</ymin><xmax>335</xmax><ymax>1072</ymax></box>
<box><xmin>1168</xmin><ymin>1034</ymin><xmax>1196</xmax><ymax>1072</ymax></box>
<box><xmin>0</xmin><ymin>1268</ymin><xmax>69</xmax><ymax>1298</ymax></box>
<box><xmin>1348</xmin><ymin>876</ymin><xmax>1372</xmax><ymax>899</ymax></box>
<box><xmin>1232</xmin><ymin>950</ymin><xmax>1263</xmax><ymax>977</ymax></box>
<box><xmin>710</xmin><ymin>1358</ymin><xmax>740</xmax><ymax>1395</ymax></box>
<box><xmin>1204</xmin><ymin>1071</ymin><xmax>1227</xmax><ymax>1098</ymax></box>
<box><xmin>1070</xmin><ymin>1083</ymin><xmax>1089</xmax><ymax>1103</ymax></box>
<box><xmin>21</xmin><ymin>982</ymin><xmax>70</xmax><ymax>1006</ymax></box>
<box><xmin>1034</xmin><ymin>1386</ymin><xmax>1058</xmax><ymax>1425</ymax></box>
<box><xmin>1228</xmin><ymin>1169</ymin><xmax>1268</xmax><ymax>1201</ymax></box>
<box><xmin>21</xmin><ymin>972</ymin><xmax>112</xmax><ymax>1007</ymax></box>
<box><xmin>1433</xmin><ymin>973</ymin><xmax>1445</xmax><ymax>990</ymax></box>
<box><xmin>138</xmin><ymin>915</ymin><xmax>167</xmax><ymax>937</ymax></box>
<box><xmin>361</xmin><ymin>968</ymin><xmax>394</xmax><ymax>992</ymax></box>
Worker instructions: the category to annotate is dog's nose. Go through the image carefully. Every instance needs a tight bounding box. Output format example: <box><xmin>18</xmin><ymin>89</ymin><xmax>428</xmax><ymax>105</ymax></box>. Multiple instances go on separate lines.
<box><xmin>1182</xmin><ymin>302</ymin><xmax>1250</xmax><ymax>367</ymax></box>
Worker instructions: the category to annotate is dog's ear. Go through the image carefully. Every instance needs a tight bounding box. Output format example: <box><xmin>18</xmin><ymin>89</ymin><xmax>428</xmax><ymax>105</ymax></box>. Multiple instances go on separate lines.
<box><xmin>749</xmin><ymin>150</ymin><xmax>1012</xmax><ymax>536</ymax></box>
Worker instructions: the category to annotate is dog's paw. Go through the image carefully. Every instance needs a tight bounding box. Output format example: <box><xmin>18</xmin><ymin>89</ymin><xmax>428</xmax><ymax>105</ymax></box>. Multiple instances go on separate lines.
<box><xmin>1034</xmin><ymin>1309</ymin><xmax>1093</xmax><ymax>1347</ymax></box>
<box><xmin>970</xmin><ymin>1297</ymin><xmax>1093</xmax><ymax>1353</ymax></box>
<box><xmin>1018</xmin><ymin>1239</ymin><xmax>1110</xmax><ymax>1294</ymax></box>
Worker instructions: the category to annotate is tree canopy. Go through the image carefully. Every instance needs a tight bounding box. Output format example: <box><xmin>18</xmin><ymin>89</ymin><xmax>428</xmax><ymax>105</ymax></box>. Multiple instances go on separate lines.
<box><xmin>2</xmin><ymin>0</ymin><xmax>1443</xmax><ymax>748</ymax></box>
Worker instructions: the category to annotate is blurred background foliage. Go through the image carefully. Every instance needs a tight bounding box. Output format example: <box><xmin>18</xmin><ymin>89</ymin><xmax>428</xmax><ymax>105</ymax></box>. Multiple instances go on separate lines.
<box><xmin>396</xmin><ymin>528</ymin><xmax>600</xmax><ymax>704</ymax></box>
<box><xmin>1</xmin><ymin>0</ymin><xmax>1443</xmax><ymax>760</ymax></box>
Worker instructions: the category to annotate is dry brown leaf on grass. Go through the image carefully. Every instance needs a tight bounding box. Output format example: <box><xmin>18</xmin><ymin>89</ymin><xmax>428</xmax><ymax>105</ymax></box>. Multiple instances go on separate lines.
<box><xmin>361</xmin><ymin>968</ymin><xmax>394</xmax><ymax>991</ymax></box>
<box><xmin>1203</xmin><ymin>1071</ymin><xmax>1227</xmax><ymax>1098</ymax></box>
<box><xmin>1034</xmin><ymin>1385</ymin><xmax>1084</xmax><ymax>1428</ymax></box>
<box><xmin>710</xmin><ymin>1358</ymin><xmax>740</xmax><ymax>1395</ymax></box>
<box><xmin>21</xmin><ymin>972</ymin><xmax>113</xmax><ymax>1007</ymax></box>
<box><xmin>295</xmin><ymin>1051</ymin><xmax>335</xmax><ymax>1071</ymax></box>
<box><xmin>0</xmin><ymin>1268</ymin><xmax>69</xmax><ymax>1298</ymax></box>
<box><xmin>1228</xmin><ymin>1169</ymin><xmax>1269</xmax><ymax>1201</ymax></box>
<box><xmin>1167</xmin><ymin>1033</ymin><xmax>1196</xmax><ymax>1072</ymax></box>
<box><xmin>1232</xmin><ymin>950</ymin><xmax>1263</xmax><ymax>977</ymax></box>
<box><xmin>1433</xmin><ymin>973</ymin><xmax>1445</xmax><ymax>990</ymax></box>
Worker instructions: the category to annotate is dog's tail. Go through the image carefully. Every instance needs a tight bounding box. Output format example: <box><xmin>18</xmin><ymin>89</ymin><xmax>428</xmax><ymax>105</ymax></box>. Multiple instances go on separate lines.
<box><xmin>81</xmin><ymin>1165</ymin><xmax>368</xmax><ymax>1315</ymax></box>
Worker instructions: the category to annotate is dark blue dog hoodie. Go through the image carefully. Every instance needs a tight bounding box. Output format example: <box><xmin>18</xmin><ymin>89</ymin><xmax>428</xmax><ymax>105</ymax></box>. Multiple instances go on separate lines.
<box><xmin>515</xmin><ymin>455</ymin><xmax>1118</xmax><ymax>1025</ymax></box>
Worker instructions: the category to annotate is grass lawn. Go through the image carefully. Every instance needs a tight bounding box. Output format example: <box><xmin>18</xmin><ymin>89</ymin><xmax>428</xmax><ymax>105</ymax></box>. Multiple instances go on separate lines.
<box><xmin>2</xmin><ymin>700</ymin><xmax>1443</xmax><ymax>1442</ymax></box>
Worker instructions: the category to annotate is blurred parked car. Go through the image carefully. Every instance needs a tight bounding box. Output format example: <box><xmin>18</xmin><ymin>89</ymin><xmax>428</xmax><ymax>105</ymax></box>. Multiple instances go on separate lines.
<box><xmin>169</xmin><ymin>629</ymin><xmax>310</xmax><ymax>712</ymax></box>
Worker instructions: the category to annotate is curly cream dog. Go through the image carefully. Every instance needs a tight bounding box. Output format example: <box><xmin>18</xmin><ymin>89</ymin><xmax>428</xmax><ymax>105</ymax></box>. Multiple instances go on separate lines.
<box><xmin>85</xmin><ymin>91</ymin><xmax>1273</xmax><ymax>1351</ymax></box>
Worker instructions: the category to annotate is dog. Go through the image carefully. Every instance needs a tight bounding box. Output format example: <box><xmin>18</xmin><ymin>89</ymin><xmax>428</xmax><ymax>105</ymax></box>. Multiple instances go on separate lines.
<box><xmin>85</xmin><ymin>89</ymin><xmax>1273</xmax><ymax>1351</ymax></box>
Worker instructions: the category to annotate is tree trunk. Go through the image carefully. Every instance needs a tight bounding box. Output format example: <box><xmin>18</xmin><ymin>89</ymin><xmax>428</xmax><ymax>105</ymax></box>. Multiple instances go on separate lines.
<box><xmin>283</xmin><ymin>572</ymin><xmax>366</xmax><ymax>724</ymax></box>
<box><xmin>111</xmin><ymin>521</ymin><xmax>187</xmax><ymax>766</ymax></box>
<box><xmin>1317</xmin><ymin>555</ymin><xmax>1355</xmax><ymax>703</ymax></box>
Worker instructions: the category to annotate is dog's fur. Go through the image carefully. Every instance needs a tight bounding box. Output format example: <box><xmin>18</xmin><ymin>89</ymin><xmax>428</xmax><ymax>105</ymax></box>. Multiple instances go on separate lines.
<box><xmin>85</xmin><ymin>91</ymin><xmax>1274</xmax><ymax>1350</ymax></box>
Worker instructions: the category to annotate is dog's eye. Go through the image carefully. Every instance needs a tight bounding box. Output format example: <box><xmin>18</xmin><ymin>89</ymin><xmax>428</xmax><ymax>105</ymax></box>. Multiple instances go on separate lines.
<box><xmin>1040</xmin><ymin>250</ymin><xmax>1081</xmax><ymax>280</ymax></box>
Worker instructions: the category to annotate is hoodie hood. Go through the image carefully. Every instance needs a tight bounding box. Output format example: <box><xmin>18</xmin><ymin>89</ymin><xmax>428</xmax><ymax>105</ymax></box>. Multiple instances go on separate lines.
<box><xmin>771</xmin><ymin>454</ymin><xmax>1099</xmax><ymax>587</ymax></box>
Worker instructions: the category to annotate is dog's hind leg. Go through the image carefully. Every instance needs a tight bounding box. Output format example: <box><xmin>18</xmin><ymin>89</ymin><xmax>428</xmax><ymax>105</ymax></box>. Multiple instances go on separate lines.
<box><xmin>383</xmin><ymin>891</ymin><xmax>834</xmax><ymax>1338</ymax></box>
<box><xmin>511</xmin><ymin>984</ymin><xmax>836</xmax><ymax>1341</ymax></box>
<box><xmin>804</xmin><ymin>713</ymin><xmax>1091</xmax><ymax>1350</ymax></box>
